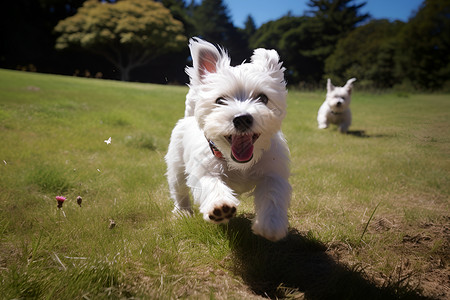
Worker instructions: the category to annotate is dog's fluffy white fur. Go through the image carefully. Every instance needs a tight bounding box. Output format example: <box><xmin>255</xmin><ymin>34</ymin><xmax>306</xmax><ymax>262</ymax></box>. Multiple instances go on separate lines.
<box><xmin>317</xmin><ymin>78</ymin><xmax>356</xmax><ymax>133</ymax></box>
<box><xmin>165</xmin><ymin>38</ymin><xmax>291</xmax><ymax>241</ymax></box>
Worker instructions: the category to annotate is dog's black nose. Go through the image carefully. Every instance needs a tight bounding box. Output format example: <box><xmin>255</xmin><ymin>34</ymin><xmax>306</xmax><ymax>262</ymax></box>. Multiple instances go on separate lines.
<box><xmin>336</xmin><ymin>102</ymin><xmax>342</xmax><ymax>107</ymax></box>
<box><xmin>233</xmin><ymin>114</ymin><xmax>253</xmax><ymax>132</ymax></box>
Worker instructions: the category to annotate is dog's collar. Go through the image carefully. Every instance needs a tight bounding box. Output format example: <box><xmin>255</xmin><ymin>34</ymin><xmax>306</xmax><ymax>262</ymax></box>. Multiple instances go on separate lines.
<box><xmin>207</xmin><ymin>139</ymin><xmax>224</xmax><ymax>159</ymax></box>
<box><xmin>331</xmin><ymin>110</ymin><xmax>344</xmax><ymax>115</ymax></box>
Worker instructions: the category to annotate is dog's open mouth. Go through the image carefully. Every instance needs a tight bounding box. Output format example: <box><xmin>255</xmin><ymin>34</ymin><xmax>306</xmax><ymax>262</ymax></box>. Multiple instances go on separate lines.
<box><xmin>226</xmin><ymin>133</ymin><xmax>260</xmax><ymax>163</ymax></box>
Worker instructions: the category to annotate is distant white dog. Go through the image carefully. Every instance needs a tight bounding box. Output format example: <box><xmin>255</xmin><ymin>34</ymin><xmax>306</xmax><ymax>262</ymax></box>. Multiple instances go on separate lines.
<box><xmin>317</xmin><ymin>78</ymin><xmax>356</xmax><ymax>133</ymax></box>
<box><xmin>165</xmin><ymin>38</ymin><xmax>291</xmax><ymax>241</ymax></box>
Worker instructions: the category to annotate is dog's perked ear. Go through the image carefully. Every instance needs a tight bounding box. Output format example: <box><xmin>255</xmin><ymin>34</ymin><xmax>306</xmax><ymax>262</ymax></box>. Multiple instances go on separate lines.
<box><xmin>327</xmin><ymin>78</ymin><xmax>335</xmax><ymax>93</ymax></box>
<box><xmin>251</xmin><ymin>49</ymin><xmax>286</xmax><ymax>80</ymax></box>
<box><xmin>344</xmin><ymin>78</ymin><xmax>357</xmax><ymax>93</ymax></box>
<box><xmin>187</xmin><ymin>37</ymin><xmax>229</xmax><ymax>83</ymax></box>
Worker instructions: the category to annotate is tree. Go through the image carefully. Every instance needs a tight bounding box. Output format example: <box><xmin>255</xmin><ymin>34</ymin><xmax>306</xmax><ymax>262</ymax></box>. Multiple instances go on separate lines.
<box><xmin>242</xmin><ymin>15</ymin><xmax>257</xmax><ymax>39</ymax></box>
<box><xmin>190</xmin><ymin>0</ymin><xmax>248</xmax><ymax>64</ymax></box>
<box><xmin>0</xmin><ymin>0</ymin><xmax>87</xmax><ymax>73</ymax></box>
<box><xmin>307</xmin><ymin>0</ymin><xmax>369</xmax><ymax>39</ymax></box>
<box><xmin>158</xmin><ymin>0</ymin><xmax>196</xmax><ymax>37</ymax></box>
<box><xmin>191</xmin><ymin>0</ymin><xmax>234</xmax><ymax>43</ymax></box>
<box><xmin>304</xmin><ymin>0</ymin><xmax>370</xmax><ymax>81</ymax></box>
<box><xmin>324</xmin><ymin>20</ymin><xmax>405</xmax><ymax>88</ymax></box>
<box><xmin>251</xmin><ymin>1</ymin><xmax>370</xmax><ymax>85</ymax></box>
<box><xmin>397</xmin><ymin>0</ymin><xmax>450</xmax><ymax>90</ymax></box>
<box><xmin>250</xmin><ymin>16</ymin><xmax>315</xmax><ymax>83</ymax></box>
<box><xmin>279</xmin><ymin>17</ymin><xmax>325</xmax><ymax>83</ymax></box>
<box><xmin>55</xmin><ymin>0</ymin><xmax>187</xmax><ymax>81</ymax></box>
<box><xmin>250</xmin><ymin>16</ymin><xmax>303</xmax><ymax>50</ymax></box>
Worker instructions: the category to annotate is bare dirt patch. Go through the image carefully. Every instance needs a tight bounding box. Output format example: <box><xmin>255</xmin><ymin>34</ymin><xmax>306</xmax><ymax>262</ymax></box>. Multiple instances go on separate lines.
<box><xmin>224</xmin><ymin>216</ymin><xmax>439</xmax><ymax>299</ymax></box>
<box><xmin>327</xmin><ymin>215</ymin><xmax>449</xmax><ymax>299</ymax></box>
<box><xmin>397</xmin><ymin>218</ymin><xmax>450</xmax><ymax>299</ymax></box>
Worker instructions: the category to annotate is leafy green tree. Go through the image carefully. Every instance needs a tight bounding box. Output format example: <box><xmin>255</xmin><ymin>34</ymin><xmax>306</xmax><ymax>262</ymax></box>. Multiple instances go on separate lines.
<box><xmin>304</xmin><ymin>0</ymin><xmax>370</xmax><ymax>81</ymax></box>
<box><xmin>191</xmin><ymin>0</ymin><xmax>235</xmax><ymax>43</ymax></box>
<box><xmin>250</xmin><ymin>17</ymin><xmax>303</xmax><ymax>50</ymax></box>
<box><xmin>397</xmin><ymin>0</ymin><xmax>450</xmax><ymax>90</ymax></box>
<box><xmin>0</xmin><ymin>0</ymin><xmax>87</xmax><ymax>72</ymax></box>
<box><xmin>158</xmin><ymin>0</ymin><xmax>196</xmax><ymax>37</ymax></box>
<box><xmin>190</xmin><ymin>0</ymin><xmax>248</xmax><ymax>63</ymax></box>
<box><xmin>251</xmin><ymin>16</ymin><xmax>316</xmax><ymax>83</ymax></box>
<box><xmin>279</xmin><ymin>17</ymin><xmax>325</xmax><ymax>83</ymax></box>
<box><xmin>55</xmin><ymin>0</ymin><xmax>187</xmax><ymax>81</ymax></box>
<box><xmin>324</xmin><ymin>20</ymin><xmax>405</xmax><ymax>88</ymax></box>
<box><xmin>242</xmin><ymin>15</ymin><xmax>257</xmax><ymax>39</ymax></box>
<box><xmin>251</xmin><ymin>1</ymin><xmax>370</xmax><ymax>84</ymax></box>
<box><xmin>307</xmin><ymin>0</ymin><xmax>369</xmax><ymax>39</ymax></box>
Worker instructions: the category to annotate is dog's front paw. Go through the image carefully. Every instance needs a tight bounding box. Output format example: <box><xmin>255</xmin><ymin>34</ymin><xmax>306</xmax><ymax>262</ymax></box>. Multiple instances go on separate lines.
<box><xmin>205</xmin><ymin>204</ymin><xmax>237</xmax><ymax>224</ymax></box>
<box><xmin>338</xmin><ymin>125</ymin><xmax>349</xmax><ymax>133</ymax></box>
<box><xmin>252</xmin><ymin>217</ymin><xmax>288</xmax><ymax>242</ymax></box>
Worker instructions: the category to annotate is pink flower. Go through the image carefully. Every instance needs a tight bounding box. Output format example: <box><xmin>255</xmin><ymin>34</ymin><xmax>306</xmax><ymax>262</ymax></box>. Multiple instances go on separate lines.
<box><xmin>56</xmin><ymin>196</ymin><xmax>66</xmax><ymax>208</ymax></box>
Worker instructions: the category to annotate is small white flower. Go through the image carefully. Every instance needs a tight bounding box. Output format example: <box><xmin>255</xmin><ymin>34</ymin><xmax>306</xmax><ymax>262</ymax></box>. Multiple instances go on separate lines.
<box><xmin>104</xmin><ymin>137</ymin><xmax>111</xmax><ymax>145</ymax></box>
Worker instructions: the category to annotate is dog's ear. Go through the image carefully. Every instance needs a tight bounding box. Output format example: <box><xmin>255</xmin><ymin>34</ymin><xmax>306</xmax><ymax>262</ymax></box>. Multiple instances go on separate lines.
<box><xmin>327</xmin><ymin>78</ymin><xmax>335</xmax><ymax>92</ymax></box>
<box><xmin>344</xmin><ymin>78</ymin><xmax>357</xmax><ymax>93</ymax></box>
<box><xmin>187</xmin><ymin>37</ymin><xmax>228</xmax><ymax>82</ymax></box>
<box><xmin>251</xmin><ymin>49</ymin><xmax>285</xmax><ymax>78</ymax></box>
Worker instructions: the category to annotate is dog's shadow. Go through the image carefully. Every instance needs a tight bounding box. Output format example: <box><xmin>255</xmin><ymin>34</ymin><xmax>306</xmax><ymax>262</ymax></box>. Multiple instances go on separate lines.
<box><xmin>347</xmin><ymin>129</ymin><xmax>369</xmax><ymax>137</ymax></box>
<box><xmin>346</xmin><ymin>130</ymin><xmax>388</xmax><ymax>138</ymax></box>
<box><xmin>224</xmin><ymin>216</ymin><xmax>433</xmax><ymax>299</ymax></box>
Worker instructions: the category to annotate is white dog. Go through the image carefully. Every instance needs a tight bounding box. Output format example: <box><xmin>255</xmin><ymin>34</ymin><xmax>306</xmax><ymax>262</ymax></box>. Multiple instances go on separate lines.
<box><xmin>317</xmin><ymin>78</ymin><xmax>356</xmax><ymax>133</ymax></box>
<box><xmin>165</xmin><ymin>38</ymin><xmax>291</xmax><ymax>241</ymax></box>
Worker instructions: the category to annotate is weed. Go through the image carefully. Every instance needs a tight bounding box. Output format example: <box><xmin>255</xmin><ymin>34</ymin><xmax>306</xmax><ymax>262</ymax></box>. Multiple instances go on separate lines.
<box><xmin>359</xmin><ymin>202</ymin><xmax>381</xmax><ymax>245</ymax></box>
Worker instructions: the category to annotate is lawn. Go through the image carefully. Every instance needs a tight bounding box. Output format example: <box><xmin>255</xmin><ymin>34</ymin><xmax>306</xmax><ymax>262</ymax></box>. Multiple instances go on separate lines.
<box><xmin>0</xmin><ymin>68</ymin><xmax>448</xmax><ymax>299</ymax></box>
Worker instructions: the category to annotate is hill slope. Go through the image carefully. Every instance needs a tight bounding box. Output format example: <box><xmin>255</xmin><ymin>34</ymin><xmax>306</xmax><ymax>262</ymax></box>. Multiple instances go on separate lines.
<box><xmin>0</xmin><ymin>69</ymin><xmax>448</xmax><ymax>299</ymax></box>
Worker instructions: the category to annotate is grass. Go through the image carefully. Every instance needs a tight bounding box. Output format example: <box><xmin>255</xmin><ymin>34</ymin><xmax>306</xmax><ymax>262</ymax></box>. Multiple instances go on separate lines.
<box><xmin>0</xmin><ymin>68</ymin><xmax>448</xmax><ymax>299</ymax></box>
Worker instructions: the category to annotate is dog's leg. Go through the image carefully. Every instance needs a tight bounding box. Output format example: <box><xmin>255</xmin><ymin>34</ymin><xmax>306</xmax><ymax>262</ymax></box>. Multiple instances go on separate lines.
<box><xmin>339</xmin><ymin>123</ymin><xmax>349</xmax><ymax>133</ymax></box>
<box><xmin>317</xmin><ymin>105</ymin><xmax>329</xmax><ymax>129</ymax></box>
<box><xmin>187</xmin><ymin>175</ymin><xmax>239</xmax><ymax>223</ymax></box>
<box><xmin>318</xmin><ymin>118</ymin><xmax>329</xmax><ymax>129</ymax></box>
<box><xmin>167</xmin><ymin>162</ymin><xmax>192</xmax><ymax>216</ymax></box>
<box><xmin>339</xmin><ymin>110</ymin><xmax>352</xmax><ymax>133</ymax></box>
<box><xmin>252</xmin><ymin>174</ymin><xmax>291</xmax><ymax>241</ymax></box>
<box><xmin>165</xmin><ymin>125</ymin><xmax>192</xmax><ymax>216</ymax></box>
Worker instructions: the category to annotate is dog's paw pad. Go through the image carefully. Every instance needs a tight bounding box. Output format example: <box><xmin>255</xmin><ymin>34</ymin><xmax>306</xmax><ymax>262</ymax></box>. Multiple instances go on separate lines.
<box><xmin>208</xmin><ymin>205</ymin><xmax>236</xmax><ymax>223</ymax></box>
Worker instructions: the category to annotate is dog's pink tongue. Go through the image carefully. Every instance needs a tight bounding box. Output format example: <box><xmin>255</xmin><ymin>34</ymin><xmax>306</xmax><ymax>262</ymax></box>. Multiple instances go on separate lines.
<box><xmin>231</xmin><ymin>134</ymin><xmax>254</xmax><ymax>162</ymax></box>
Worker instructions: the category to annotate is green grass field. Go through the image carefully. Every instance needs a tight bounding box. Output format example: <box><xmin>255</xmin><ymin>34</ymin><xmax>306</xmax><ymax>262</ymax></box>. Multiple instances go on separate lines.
<box><xmin>0</xmin><ymin>68</ymin><xmax>448</xmax><ymax>299</ymax></box>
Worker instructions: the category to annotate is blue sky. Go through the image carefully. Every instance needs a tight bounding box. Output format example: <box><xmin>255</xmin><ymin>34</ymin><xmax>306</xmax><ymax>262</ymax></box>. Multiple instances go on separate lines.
<box><xmin>222</xmin><ymin>0</ymin><xmax>424</xmax><ymax>28</ymax></box>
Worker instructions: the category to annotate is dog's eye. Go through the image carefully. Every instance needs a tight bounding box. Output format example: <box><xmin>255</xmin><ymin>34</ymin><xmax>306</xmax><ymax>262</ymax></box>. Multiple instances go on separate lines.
<box><xmin>256</xmin><ymin>94</ymin><xmax>268</xmax><ymax>105</ymax></box>
<box><xmin>215</xmin><ymin>97</ymin><xmax>227</xmax><ymax>105</ymax></box>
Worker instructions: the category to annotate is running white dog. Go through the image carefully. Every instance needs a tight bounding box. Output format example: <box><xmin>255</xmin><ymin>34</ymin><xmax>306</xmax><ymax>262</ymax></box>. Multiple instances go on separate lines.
<box><xmin>165</xmin><ymin>38</ymin><xmax>291</xmax><ymax>241</ymax></box>
<box><xmin>317</xmin><ymin>78</ymin><xmax>356</xmax><ymax>133</ymax></box>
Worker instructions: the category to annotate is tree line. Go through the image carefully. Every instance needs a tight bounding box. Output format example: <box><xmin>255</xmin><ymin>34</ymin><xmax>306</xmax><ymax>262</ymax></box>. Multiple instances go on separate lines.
<box><xmin>0</xmin><ymin>0</ymin><xmax>449</xmax><ymax>90</ymax></box>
